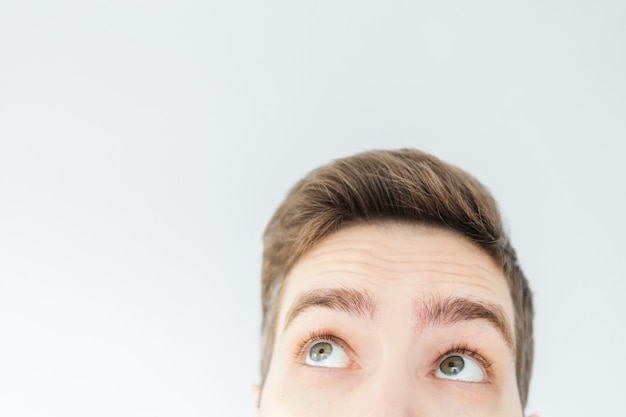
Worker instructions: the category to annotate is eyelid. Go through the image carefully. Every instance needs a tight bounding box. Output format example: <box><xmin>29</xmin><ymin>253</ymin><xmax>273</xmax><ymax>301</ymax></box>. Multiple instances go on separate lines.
<box><xmin>433</xmin><ymin>345</ymin><xmax>493</xmax><ymax>381</ymax></box>
<box><xmin>293</xmin><ymin>331</ymin><xmax>355</xmax><ymax>366</ymax></box>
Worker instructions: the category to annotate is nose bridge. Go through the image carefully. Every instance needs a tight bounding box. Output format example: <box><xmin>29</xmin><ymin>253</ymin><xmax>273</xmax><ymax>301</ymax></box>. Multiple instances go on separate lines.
<box><xmin>357</xmin><ymin>361</ymin><xmax>422</xmax><ymax>417</ymax></box>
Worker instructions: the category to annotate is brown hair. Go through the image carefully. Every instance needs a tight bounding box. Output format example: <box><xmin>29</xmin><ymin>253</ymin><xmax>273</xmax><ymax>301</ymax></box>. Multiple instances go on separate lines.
<box><xmin>261</xmin><ymin>148</ymin><xmax>533</xmax><ymax>406</ymax></box>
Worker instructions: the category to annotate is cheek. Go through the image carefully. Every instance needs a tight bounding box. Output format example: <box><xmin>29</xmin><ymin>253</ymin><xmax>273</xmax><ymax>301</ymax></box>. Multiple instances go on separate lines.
<box><xmin>260</xmin><ymin>365</ymin><xmax>363</xmax><ymax>417</ymax></box>
<box><xmin>260</xmin><ymin>364</ymin><xmax>523</xmax><ymax>417</ymax></box>
<box><xmin>420</xmin><ymin>371</ymin><xmax>523</xmax><ymax>417</ymax></box>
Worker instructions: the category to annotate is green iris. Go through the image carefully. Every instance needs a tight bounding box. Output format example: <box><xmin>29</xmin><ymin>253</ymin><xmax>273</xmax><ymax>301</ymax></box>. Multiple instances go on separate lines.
<box><xmin>309</xmin><ymin>342</ymin><xmax>333</xmax><ymax>362</ymax></box>
<box><xmin>439</xmin><ymin>355</ymin><xmax>465</xmax><ymax>375</ymax></box>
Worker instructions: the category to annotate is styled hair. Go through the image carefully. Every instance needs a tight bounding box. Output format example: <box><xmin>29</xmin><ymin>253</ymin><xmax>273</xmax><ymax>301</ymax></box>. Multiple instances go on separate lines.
<box><xmin>261</xmin><ymin>148</ymin><xmax>533</xmax><ymax>406</ymax></box>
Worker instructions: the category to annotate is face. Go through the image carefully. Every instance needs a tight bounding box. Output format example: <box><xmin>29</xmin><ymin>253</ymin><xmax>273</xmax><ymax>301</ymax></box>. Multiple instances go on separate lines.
<box><xmin>255</xmin><ymin>223</ymin><xmax>524</xmax><ymax>417</ymax></box>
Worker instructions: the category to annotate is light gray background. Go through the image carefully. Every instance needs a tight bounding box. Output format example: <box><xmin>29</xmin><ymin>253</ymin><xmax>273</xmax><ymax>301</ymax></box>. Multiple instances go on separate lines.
<box><xmin>1</xmin><ymin>1</ymin><xmax>625</xmax><ymax>416</ymax></box>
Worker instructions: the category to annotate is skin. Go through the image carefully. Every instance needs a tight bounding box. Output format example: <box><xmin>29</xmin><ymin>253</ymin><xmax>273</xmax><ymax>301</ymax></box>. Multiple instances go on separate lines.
<box><xmin>253</xmin><ymin>222</ymin><xmax>537</xmax><ymax>417</ymax></box>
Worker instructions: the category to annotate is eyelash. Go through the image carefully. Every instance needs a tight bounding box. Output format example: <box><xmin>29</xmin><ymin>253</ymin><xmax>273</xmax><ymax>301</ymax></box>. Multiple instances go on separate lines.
<box><xmin>293</xmin><ymin>330</ymin><xmax>347</xmax><ymax>362</ymax></box>
<box><xmin>434</xmin><ymin>343</ymin><xmax>493</xmax><ymax>378</ymax></box>
<box><xmin>294</xmin><ymin>332</ymin><xmax>494</xmax><ymax>379</ymax></box>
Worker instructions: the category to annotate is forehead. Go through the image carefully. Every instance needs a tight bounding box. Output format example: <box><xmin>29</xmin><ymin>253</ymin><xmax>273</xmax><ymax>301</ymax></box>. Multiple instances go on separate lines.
<box><xmin>277</xmin><ymin>223</ymin><xmax>515</xmax><ymax>332</ymax></box>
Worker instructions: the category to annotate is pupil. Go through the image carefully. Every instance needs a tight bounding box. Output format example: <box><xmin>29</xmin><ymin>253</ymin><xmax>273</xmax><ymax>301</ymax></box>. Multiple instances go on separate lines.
<box><xmin>310</xmin><ymin>342</ymin><xmax>333</xmax><ymax>361</ymax></box>
<box><xmin>440</xmin><ymin>355</ymin><xmax>464</xmax><ymax>375</ymax></box>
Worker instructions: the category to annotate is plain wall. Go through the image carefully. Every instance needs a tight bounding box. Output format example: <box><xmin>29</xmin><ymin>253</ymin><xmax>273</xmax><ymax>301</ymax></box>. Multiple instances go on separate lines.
<box><xmin>1</xmin><ymin>1</ymin><xmax>625</xmax><ymax>416</ymax></box>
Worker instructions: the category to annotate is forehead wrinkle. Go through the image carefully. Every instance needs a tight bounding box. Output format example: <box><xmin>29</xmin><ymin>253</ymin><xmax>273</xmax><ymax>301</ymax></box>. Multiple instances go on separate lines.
<box><xmin>413</xmin><ymin>294</ymin><xmax>515</xmax><ymax>351</ymax></box>
<box><xmin>304</xmin><ymin>245</ymin><xmax>502</xmax><ymax>276</ymax></box>
<box><xmin>282</xmin><ymin>287</ymin><xmax>377</xmax><ymax>333</ymax></box>
<box><xmin>298</xmin><ymin>263</ymin><xmax>505</xmax><ymax>295</ymax></box>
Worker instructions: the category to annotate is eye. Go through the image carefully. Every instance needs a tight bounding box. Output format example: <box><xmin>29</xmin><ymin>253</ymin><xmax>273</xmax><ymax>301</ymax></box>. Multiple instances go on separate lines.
<box><xmin>435</xmin><ymin>355</ymin><xmax>484</xmax><ymax>382</ymax></box>
<box><xmin>305</xmin><ymin>341</ymin><xmax>350</xmax><ymax>368</ymax></box>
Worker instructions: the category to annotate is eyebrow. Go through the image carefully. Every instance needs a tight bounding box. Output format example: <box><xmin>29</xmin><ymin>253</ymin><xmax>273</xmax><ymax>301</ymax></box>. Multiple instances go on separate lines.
<box><xmin>414</xmin><ymin>295</ymin><xmax>515</xmax><ymax>350</ymax></box>
<box><xmin>283</xmin><ymin>287</ymin><xmax>377</xmax><ymax>331</ymax></box>
<box><xmin>282</xmin><ymin>287</ymin><xmax>514</xmax><ymax>350</ymax></box>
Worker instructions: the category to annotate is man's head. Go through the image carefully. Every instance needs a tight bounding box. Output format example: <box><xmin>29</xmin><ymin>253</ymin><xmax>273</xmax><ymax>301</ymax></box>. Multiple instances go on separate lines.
<box><xmin>256</xmin><ymin>149</ymin><xmax>533</xmax><ymax>416</ymax></box>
